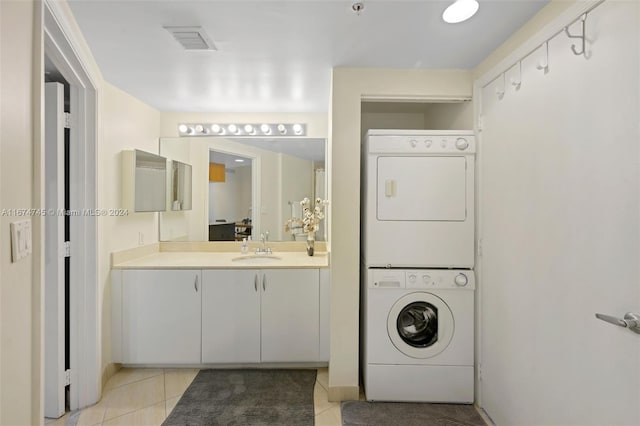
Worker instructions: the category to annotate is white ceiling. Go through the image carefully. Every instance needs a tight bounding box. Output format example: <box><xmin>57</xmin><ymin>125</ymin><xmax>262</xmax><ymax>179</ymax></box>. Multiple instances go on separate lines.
<box><xmin>67</xmin><ymin>0</ymin><xmax>548</xmax><ymax>113</ymax></box>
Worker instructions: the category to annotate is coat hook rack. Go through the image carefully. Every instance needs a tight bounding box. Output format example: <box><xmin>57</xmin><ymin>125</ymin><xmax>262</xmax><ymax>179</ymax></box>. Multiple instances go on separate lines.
<box><xmin>564</xmin><ymin>13</ymin><xmax>587</xmax><ymax>56</ymax></box>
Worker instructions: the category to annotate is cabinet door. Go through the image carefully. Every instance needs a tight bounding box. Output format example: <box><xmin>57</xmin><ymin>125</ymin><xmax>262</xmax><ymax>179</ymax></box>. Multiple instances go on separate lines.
<box><xmin>121</xmin><ymin>269</ymin><xmax>201</xmax><ymax>364</ymax></box>
<box><xmin>202</xmin><ymin>269</ymin><xmax>261</xmax><ymax>363</ymax></box>
<box><xmin>261</xmin><ymin>269</ymin><xmax>320</xmax><ymax>362</ymax></box>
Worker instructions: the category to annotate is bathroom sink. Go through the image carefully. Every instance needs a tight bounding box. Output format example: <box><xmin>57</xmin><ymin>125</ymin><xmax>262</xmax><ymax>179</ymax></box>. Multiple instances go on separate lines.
<box><xmin>231</xmin><ymin>254</ymin><xmax>283</xmax><ymax>264</ymax></box>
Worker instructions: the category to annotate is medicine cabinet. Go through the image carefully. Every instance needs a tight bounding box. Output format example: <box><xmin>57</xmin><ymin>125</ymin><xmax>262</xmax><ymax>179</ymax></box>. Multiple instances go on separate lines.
<box><xmin>122</xmin><ymin>149</ymin><xmax>167</xmax><ymax>212</ymax></box>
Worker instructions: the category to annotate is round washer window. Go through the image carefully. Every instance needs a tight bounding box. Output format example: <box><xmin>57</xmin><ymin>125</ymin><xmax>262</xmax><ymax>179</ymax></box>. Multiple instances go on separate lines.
<box><xmin>387</xmin><ymin>292</ymin><xmax>454</xmax><ymax>359</ymax></box>
<box><xmin>397</xmin><ymin>302</ymin><xmax>438</xmax><ymax>348</ymax></box>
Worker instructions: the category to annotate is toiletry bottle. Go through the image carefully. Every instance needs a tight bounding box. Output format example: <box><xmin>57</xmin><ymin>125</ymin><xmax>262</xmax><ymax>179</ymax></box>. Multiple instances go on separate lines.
<box><xmin>241</xmin><ymin>237</ymin><xmax>248</xmax><ymax>254</ymax></box>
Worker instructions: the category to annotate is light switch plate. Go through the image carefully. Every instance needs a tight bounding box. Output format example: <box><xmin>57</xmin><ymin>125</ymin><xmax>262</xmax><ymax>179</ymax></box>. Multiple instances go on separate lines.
<box><xmin>10</xmin><ymin>219</ymin><xmax>32</xmax><ymax>262</ymax></box>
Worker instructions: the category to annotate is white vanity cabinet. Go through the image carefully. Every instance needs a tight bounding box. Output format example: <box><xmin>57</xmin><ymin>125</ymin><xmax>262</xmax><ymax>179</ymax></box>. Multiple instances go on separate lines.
<box><xmin>202</xmin><ymin>268</ymin><xmax>320</xmax><ymax>363</ymax></box>
<box><xmin>113</xmin><ymin>269</ymin><xmax>202</xmax><ymax>364</ymax></box>
<box><xmin>112</xmin><ymin>264</ymin><xmax>328</xmax><ymax>365</ymax></box>
<box><xmin>201</xmin><ymin>269</ymin><xmax>261</xmax><ymax>363</ymax></box>
<box><xmin>260</xmin><ymin>269</ymin><xmax>319</xmax><ymax>362</ymax></box>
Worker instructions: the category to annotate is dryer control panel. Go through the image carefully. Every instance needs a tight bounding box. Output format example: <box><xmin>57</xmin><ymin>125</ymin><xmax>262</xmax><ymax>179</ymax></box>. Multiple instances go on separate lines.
<box><xmin>369</xmin><ymin>269</ymin><xmax>475</xmax><ymax>290</ymax></box>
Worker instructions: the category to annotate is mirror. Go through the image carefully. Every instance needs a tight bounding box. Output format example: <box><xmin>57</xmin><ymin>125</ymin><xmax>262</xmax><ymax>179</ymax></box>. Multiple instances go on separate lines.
<box><xmin>159</xmin><ymin>136</ymin><xmax>326</xmax><ymax>242</ymax></box>
<box><xmin>170</xmin><ymin>160</ymin><xmax>192</xmax><ymax>211</ymax></box>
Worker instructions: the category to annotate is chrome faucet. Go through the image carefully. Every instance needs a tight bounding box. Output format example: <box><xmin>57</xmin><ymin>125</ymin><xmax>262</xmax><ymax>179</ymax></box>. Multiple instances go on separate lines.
<box><xmin>256</xmin><ymin>231</ymin><xmax>272</xmax><ymax>255</ymax></box>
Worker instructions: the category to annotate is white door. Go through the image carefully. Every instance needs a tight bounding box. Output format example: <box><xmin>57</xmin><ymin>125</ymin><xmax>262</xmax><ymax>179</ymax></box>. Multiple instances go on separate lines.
<box><xmin>478</xmin><ymin>2</ymin><xmax>640</xmax><ymax>424</ymax></box>
<box><xmin>261</xmin><ymin>269</ymin><xmax>320</xmax><ymax>362</ymax></box>
<box><xmin>202</xmin><ymin>269</ymin><xmax>261</xmax><ymax>363</ymax></box>
<box><xmin>121</xmin><ymin>269</ymin><xmax>201</xmax><ymax>364</ymax></box>
<box><xmin>376</xmin><ymin>156</ymin><xmax>467</xmax><ymax>221</ymax></box>
<box><xmin>44</xmin><ymin>82</ymin><xmax>66</xmax><ymax>419</ymax></box>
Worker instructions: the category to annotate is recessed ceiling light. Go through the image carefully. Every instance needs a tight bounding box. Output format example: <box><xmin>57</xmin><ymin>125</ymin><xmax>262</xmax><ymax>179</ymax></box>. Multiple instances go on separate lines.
<box><xmin>442</xmin><ymin>0</ymin><xmax>479</xmax><ymax>24</ymax></box>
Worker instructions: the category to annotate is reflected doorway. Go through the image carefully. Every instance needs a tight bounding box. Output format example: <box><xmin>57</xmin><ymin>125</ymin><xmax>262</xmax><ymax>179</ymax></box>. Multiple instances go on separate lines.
<box><xmin>208</xmin><ymin>150</ymin><xmax>253</xmax><ymax>241</ymax></box>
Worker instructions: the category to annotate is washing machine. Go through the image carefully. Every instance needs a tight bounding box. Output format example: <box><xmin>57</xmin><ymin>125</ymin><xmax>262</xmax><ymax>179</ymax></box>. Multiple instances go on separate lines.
<box><xmin>362</xmin><ymin>268</ymin><xmax>474</xmax><ymax>403</ymax></box>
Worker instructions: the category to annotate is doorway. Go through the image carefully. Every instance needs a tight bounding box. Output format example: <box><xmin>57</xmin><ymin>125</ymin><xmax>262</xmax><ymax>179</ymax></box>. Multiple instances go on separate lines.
<box><xmin>43</xmin><ymin>0</ymin><xmax>99</xmax><ymax>418</ymax></box>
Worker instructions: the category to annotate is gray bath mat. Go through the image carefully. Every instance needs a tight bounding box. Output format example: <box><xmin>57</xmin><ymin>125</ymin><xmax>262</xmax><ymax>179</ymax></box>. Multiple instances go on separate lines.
<box><xmin>163</xmin><ymin>369</ymin><xmax>316</xmax><ymax>426</ymax></box>
<box><xmin>341</xmin><ymin>401</ymin><xmax>486</xmax><ymax>426</ymax></box>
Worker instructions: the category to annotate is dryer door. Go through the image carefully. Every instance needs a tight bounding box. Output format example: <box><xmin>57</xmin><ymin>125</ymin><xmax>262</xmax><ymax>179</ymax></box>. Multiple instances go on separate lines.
<box><xmin>377</xmin><ymin>156</ymin><xmax>467</xmax><ymax>221</ymax></box>
<box><xmin>387</xmin><ymin>292</ymin><xmax>454</xmax><ymax>359</ymax></box>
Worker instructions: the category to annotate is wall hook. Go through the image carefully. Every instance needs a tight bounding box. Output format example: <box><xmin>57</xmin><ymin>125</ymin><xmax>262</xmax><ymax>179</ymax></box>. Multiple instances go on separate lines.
<box><xmin>536</xmin><ymin>41</ymin><xmax>549</xmax><ymax>71</ymax></box>
<box><xmin>564</xmin><ymin>13</ymin><xmax>587</xmax><ymax>56</ymax></box>
<box><xmin>509</xmin><ymin>61</ymin><xmax>522</xmax><ymax>89</ymax></box>
<box><xmin>495</xmin><ymin>73</ymin><xmax>506</xmax><ymax>99</ymax></box>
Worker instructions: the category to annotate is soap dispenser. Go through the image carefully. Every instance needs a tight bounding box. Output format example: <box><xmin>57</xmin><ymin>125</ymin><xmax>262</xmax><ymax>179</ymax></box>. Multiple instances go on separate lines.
<box><xmin>241</xmin><ymin>237</ymin><xmax>248</xmax><ymax>254</ymax></box>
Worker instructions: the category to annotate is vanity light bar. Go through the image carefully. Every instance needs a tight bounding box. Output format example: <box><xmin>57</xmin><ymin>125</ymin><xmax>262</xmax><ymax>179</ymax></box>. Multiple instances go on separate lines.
<box><xmin>178</xmin><ymin>123</ymin><xmax>307</xmax><ymax>137</ymax></box>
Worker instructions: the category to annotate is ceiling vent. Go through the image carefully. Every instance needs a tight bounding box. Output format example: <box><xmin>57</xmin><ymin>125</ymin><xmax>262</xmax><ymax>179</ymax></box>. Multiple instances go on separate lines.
<box><xmin>164</xmin><ymin>26</ymin><xmax>217</xmax><ymax>51</ymax></box>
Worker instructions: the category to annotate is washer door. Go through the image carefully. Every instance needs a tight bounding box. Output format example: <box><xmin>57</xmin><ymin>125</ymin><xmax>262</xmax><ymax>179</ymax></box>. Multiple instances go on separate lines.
<box><xmin>387</xmin><ymin>292</ymin><xmax>454</xmax><ymax>359</ymax></box>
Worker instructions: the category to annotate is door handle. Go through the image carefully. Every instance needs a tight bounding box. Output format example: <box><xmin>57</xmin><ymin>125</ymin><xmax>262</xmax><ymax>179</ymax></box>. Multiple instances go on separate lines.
<box><xmin>194</xmin><ymin>275</ymin><xmax>199</xmax><ymax>292</ymax></box>
<box><xmin>385</xmin><ymin>180</ymin><xmax>396</xmax><ymax>197</ymax></box>
<box><xmin>254</xmin><ymin>274</ymin><xmax>258</xmax><ymax>292</ymax></box>
<box><xmin>262</xmin><ymin>273</ymin><xmax>266</xmax><ymax>291</ymax></box>
<box><xmin>595</xmin><ymin>312</ymin><xmax>640</xmax><ymax>334</ymax></box>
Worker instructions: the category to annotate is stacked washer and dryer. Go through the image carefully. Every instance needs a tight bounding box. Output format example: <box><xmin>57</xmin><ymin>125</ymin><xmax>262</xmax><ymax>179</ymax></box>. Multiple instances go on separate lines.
<box><xmin>361</xmin><ymin>129</ymin><xmax>476</xmax><ymax>403</ymax></box>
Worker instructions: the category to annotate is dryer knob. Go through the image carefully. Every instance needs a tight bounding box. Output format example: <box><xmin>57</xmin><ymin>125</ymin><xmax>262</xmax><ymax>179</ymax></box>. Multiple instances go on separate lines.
<box><xmin>408</xmin><ymin>274</ymin><xmax>417</xmax><ymax>283</ymax></box>
<box><xmin>424</xmin><ymin>139</ymin><xmax>433</xmax><ymax>148</ymax></box>
<box><xmin>410</xmin><ymin>139</ymin><xmax>418</xmax><ymax>148</ymax></box>
<box><xmin>455</xmin><ymin>137</ymin><xmax>469</xmax><ymax>150</ymax></box>
<box><xmin>422</xmin><ymin>275</ymin><xmax>431</xmax><ymax>284</ymax></box>
<box><xmin>455</xmin><ymin>274</ymin><xmax>469</xmax><ymax>287</ymax></box>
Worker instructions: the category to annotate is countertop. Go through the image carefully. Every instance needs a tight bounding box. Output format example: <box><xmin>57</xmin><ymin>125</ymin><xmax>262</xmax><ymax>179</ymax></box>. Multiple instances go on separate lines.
<box><xmin>112</xmin><ymin>250</ymin><xmax>329</xmax><ymax>269</ymax></box>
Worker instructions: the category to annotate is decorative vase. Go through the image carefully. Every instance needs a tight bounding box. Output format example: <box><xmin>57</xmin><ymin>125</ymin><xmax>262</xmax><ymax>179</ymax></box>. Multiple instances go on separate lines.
<box><xmin>306</xmin><ymin>234</ymin><xmax>315</xmax><ymax>256</ymax></box>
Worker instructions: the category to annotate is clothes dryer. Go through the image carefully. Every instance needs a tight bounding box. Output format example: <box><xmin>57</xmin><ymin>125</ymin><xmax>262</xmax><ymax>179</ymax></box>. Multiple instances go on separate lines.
<box><xmin>362</xmin><ymin>130</ymin><xmax>475</xmax><ymax>268</ymax></box>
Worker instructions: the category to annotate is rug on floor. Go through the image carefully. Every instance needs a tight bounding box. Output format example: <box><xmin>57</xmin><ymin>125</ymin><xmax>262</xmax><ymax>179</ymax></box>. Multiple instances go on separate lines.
<box><xmin>163</xmin><ymin>369</ymin><xmax>316</xmax><ymax>426</ymax></box>
<box><xmin>341</xmin><ymin>401</ymin><xmax>486</xmax><ymax>426</ymax></box>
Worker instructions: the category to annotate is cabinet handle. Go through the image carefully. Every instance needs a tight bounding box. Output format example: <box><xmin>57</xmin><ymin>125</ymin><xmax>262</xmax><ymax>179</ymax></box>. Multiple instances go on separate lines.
<box><xmin>262</xmin><ymin>273</ymin><xmax>266</xmax><ymax>291</ymax></box>
<box><xmin>194</xmin><ymin>275</ymin><xmax>199</xmax><ymax>292</ymax></box>
<box><xmin>254</xmin><ymin>274</ymin><xmax>258</xmax><ymax>292</ymax></box>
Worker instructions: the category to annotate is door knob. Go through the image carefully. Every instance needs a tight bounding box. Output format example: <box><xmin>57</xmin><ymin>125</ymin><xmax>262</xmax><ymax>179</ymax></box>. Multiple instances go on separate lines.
<box><xmin>595</xmin><ymin>312</ymin><xmax>640</xmax><ymax>334</ymax></box>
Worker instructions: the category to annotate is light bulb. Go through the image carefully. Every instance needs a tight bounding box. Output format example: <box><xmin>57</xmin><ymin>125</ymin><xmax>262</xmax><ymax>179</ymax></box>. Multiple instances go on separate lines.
<box><xmin>244</xmin><ymin>124</ymin><xmax>254</xmax><ymax>134</ymax></box>
<box><xmin>292</xmin><ymin>123</ymin><xmax>303</xmax><ymax>135</ymax></box>
<box><xmin>228</xmin><ymin>124</ymin><xmax>238</xmax><ymax>134</ymax></box>
<box><xmin>211</xmin><ymin>124</ymin><xmax>221</xmax><ymax>134</ymax></box>
<box><xmin>277</xmin><ymin>124</ymin><xmax>287</xmax><ymax>134</ymax></box>
<box><xmin>178</xmin><ymin>124</ymin><xmax>188</xmax><ymax>133</ymax></box>
<box><xmin>260</xmin><ymin>124</ymin><xmax>271</xmax><ymax>134</ymax></box>
<box><xmin>442</xmin><ymin>0</ymin><xmax>479</xmax><ymax>24</ymax></box>
<box><xmin>194</xmin><ymin>124</ymin><xmax>204</xmax><ymax>133</ymax></box>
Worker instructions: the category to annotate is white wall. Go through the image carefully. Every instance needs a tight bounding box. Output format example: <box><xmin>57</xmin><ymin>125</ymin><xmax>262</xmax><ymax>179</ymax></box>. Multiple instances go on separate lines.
<box><xmin>0</xmin><ymin>1</ymin><xmax>41</xmax><ymax>423</ymax></box>
<box><xmin>476</xmin><ymin>1</ymin><xmax>640</xmax><ymax>424</ymax></box>
<box><xmin>330</xmin><ymin>68</ymin><xmax>473</xmax><ymax>400</ymax></box>
<box><xmin>97</xmin><ymin>82</ymin><xmax>160</xmax><ymax>383</ymax></box>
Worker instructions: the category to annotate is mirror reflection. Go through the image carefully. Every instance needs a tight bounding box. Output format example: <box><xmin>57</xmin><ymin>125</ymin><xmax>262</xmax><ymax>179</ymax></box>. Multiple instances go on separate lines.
<box><xmin>159</xmin><ymin>137</ymin><xmax>326</xmax><ymax>242</ymax></box>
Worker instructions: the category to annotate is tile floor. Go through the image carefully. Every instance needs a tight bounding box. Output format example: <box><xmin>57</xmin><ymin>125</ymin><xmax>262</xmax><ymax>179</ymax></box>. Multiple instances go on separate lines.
<box><xmin>45</xmin><ymin>367</ymin><xmax>348</xmax><ymax>426</ymax></box>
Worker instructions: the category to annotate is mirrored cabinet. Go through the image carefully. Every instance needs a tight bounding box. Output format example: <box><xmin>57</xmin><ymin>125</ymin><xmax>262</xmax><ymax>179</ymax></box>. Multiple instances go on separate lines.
<box><xmin>122</xmin><ymin>149</ymin><xmax>167</xmax><ymax>212</ymax></box>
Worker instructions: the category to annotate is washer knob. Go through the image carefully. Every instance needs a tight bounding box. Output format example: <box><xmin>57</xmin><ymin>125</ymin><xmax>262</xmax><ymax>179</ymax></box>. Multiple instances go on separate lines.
<box><xmin>424</xmin><ymin>139</ymin><xmax>432</xmax><ymax>148</ymax></box>
<box><xmin>408</xmin><ymin>274</ymin><xmax>417</xmax><ymax>283</ymax></box>
<box><xmin>422</xmin><ymin>274</ymin><xmax>431</xmax><ymax>284</ymax></box>
<box><xmin>410</xmin><ymin>139</ymin><xmax>418</xmax><ymax>148</ymax></box>
<box><xmin>455</xmin><ymin>137</ymin><xmax>469</xmax><ymax>150</ymax></box>
<box><xmin>454</xmin><ymin>274</ymin><xmax>469</xmax><ymax>287</ymax></box>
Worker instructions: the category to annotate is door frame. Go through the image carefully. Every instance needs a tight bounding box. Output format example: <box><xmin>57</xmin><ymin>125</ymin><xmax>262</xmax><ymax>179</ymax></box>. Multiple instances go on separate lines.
<box><xmin>43</xmin><ymin>0</ymin><xmax>99</xmax><ymax>410</ymax></box>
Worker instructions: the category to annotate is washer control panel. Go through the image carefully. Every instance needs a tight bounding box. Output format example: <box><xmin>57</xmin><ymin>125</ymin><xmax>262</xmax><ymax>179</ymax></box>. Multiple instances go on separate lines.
<box><xmin>370</xmin><ymin>269</ymin><xmax>475</xmax><ymax>290</ymax></box>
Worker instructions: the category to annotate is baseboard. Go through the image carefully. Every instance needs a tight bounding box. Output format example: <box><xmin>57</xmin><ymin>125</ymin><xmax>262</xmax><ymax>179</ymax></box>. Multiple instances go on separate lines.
<box><xmin>101</xmin><ymin>363</ymin><xmax>121</xmax><ymax>394</ymax></box>
<box><xmin>328</xmin><ymin>385</ymin><xmax>360</xmax><ymax>402</ymax></box>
